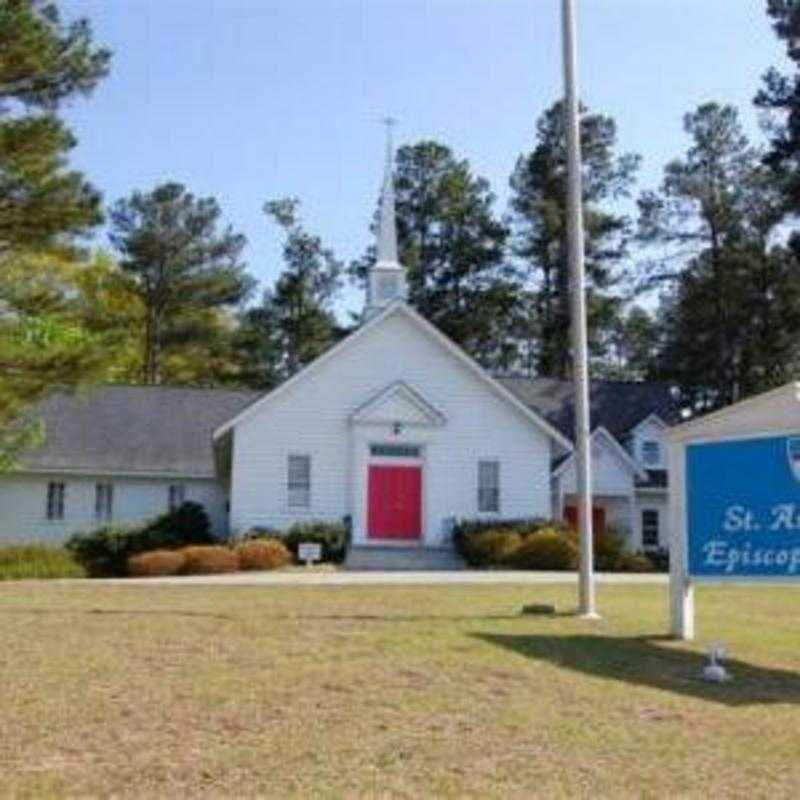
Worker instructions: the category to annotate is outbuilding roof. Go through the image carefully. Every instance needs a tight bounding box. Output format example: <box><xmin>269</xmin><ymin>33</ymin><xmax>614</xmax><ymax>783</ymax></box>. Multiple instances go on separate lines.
<box><xmin>497</xmin><ymin>377</ymin><xmax>681</xmax><ymax>442</ymax></box>
<box><xmin>19</xmin><ymin>386</ymin><xmax>260</xmax><ymax>478</ymax></box>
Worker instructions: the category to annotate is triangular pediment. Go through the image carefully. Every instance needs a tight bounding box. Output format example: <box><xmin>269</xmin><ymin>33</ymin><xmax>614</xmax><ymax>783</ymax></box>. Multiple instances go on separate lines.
<box><xmin>350</xmin><ymin>381</ymin><xmax>446</xmax><ymax>427</ymax></box>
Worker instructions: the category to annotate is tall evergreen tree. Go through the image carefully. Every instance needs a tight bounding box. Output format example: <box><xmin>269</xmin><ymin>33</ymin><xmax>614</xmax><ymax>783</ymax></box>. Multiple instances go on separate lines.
<box><xmin>642</xmin><ymin>103</ymin><xmax>799</xmax><ymax>410</ymax></box>
<box><xmin>0</xmin><ymin>0</ymin><xmax>110</xmax><ymax>466</ymax></box>
<box><xmin>109</xmin><ymin>182</ymin><xmax>254</xmax><ymax>385</ymax></box>
<box><xmin>235</xmin><ymin>198</ymin><xmax>342</xmax><ymax>388</ymax></box>
<box><xmin>0</xmin><ymin>0</ymin><xmax>109</xmax><ymax>253</ymax></box>
<box><xmin>352</xmin><ymin>141</ymin><xmax>517</xmax><ymax>370</ymax></box>
<box><xmin>755</xmin><ymin>0</ymin><xmax>800</xmax><ymax>209</ymax></box>
<box><xmin>509</xmin><ymin>101</ymin><xmax>640</xmax><ymax>378</ymax></box>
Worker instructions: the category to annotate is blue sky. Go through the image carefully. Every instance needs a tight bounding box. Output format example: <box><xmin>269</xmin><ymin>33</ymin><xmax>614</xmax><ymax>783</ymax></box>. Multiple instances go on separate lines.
<box><xmin>63</xmin><ymin>1</ymin><xmax>787</xmax><ymax>317</ymax></box>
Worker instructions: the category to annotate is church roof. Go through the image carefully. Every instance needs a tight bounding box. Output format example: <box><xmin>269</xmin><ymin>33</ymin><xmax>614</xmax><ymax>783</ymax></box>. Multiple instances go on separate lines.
<box><xmin>496</xmin><ymin>376</ymin><xmax>681</xmax><ymax>443</ymax></box>
<box><xmin>18</xmin><ymin>385</ymin><xmax>259</xmax><ymax>478</ymax></box>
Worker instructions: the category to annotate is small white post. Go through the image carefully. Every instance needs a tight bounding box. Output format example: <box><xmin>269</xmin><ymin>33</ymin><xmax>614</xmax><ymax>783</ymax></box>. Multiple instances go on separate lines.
<box><xmin>668</xmin><ymin>439</ymin><xmax>695</xmax><ymax>640</ymax></box>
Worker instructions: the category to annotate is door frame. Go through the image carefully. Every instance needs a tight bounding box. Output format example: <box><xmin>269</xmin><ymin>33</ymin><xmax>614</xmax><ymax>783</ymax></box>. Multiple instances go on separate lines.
<box><xmin>363</xmin><ymin>446</ymin><xmax>425</xmax><ymax>545</ymax></box>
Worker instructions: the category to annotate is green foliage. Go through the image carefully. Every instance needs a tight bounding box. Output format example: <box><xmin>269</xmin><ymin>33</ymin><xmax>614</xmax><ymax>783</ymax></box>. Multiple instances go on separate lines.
<box><xmin>65</xmin><ymin>524</ymin><xmax>136</xmax><ymax>577</ymax></box>
<box><xmin>109</xmin><ymin>182</ymin><xmax>254</xmax><ymax>384</ymax></box>
<box><xmin>452</xmin><ymin>517</ymin><xmax>554</xmax><ymax>564</ymax></box>
<box><xmin>456</xmin><ymin>519</ymin><xmax>652</xmax><ymax>572</ymax></box>
<box><xmin>351</xmin><ymin>141</ymin><xmax>517</xmax><ymax>370</ymax></box>
<box><xmin>459</xmin><ymin>529</ymin><xmax>523</xmax><ymax>567</ymax></box>
<box><xmin>511</xmin><ymin>530</ymin><xmax>579</xmax><ymax>571</ymax></box>
<box><xmin>234</xmin><ymin>198</ymin><xmax>342</xmax><ymax>388</ymax></box>
<box><xmin>454</xmin><ymin>518</ymin><xmax>569</xmax><ymax>568</ymax></box>
<box><xmin>0</xmin><ymin>544</ymin><xmax>84</xmax><ymax>580</ymax></box>
<box><xmin>65</xmin><ymin>502</ymin><xmax>214</xmax><ymax>577</ymax></box>
<box><xmin>143</xmin><ymin>501</ymin><xmax>212</xmax><ymax>543</ymax></box>
<box><xmin>0</xmin><ymin>0</ymin><xmax>110</xmax><ymax>467</ymax></box>
<box><xmin>282</xmin><ymin>521</ymin><xmax>348</xmax><ymax>564</ymax></box>
<box><xmin>755</xmin><ymin>0</ymin><xmax>800</xmax><ymax>208</ymax></box>
<box><xmin>0</xmin><ymin>0</ymin><xmax>110</xmax><ymax>110</ymax></box>
<box><xmin>509</xmin><ymin>101</ymin><xmax>640</xmax><ymax>377</ymax></box>
<box><xmin>568</xmin><ymin>526</ymin><xmax>628</xmax><ymax>572</ymax></box>
<box><xmin>641</xmin><ymin>102</ymin><xmax>800</xmax><ymax>411</ymax></box>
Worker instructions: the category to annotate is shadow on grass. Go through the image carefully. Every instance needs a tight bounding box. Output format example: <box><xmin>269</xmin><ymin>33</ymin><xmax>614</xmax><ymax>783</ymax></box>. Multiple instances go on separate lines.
<box><xmin>474</xmin><ymin>633</ymin><xmax>800</xmax><ymax>706</ymax></box>
<box><xmin>0</xmin><ymin>608</ymin><xmax>233</xmax><ymax>620</ymax></box>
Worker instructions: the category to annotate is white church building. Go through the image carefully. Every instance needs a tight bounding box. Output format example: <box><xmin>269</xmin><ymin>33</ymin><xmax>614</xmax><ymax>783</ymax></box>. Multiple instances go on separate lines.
<box><xmin>0</xmin><ymin>140</ymin><xmax>679</xmax><ymax>560</ymax></box>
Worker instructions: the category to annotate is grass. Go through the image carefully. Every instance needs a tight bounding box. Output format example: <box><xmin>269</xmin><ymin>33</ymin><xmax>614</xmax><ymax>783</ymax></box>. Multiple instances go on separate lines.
<box><xmin>0</xmin><ymin>582</ymin><xmax>799</xmax><ymax>797</ymax></box>
<box><xmin>0</xmin><ymin>544</ymin><xmax>85</xmax><ymax>580</ymax></box>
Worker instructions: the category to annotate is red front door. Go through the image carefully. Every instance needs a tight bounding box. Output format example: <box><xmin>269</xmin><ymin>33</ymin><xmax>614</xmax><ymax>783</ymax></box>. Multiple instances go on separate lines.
<box><xmin>565</xmin><ymin>505</ymin><xmax>606</xmax><ymax>535</ymax></box>
<box><xmin>368</xmin><ymin>465</ymin><xmax>422</xmax><ymax>540</ymax></box>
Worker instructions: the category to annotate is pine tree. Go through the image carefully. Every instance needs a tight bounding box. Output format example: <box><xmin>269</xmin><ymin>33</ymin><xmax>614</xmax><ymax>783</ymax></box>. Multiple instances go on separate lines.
<box><xmin>0</xmin><ymin>0</ymin><xmax>110</xmax><ymax>466</ymax></box>
<box><xmin>642</xmin><ymin>103</ymin><xmax>798</xmax><ymax>409</ymax></box>
<box><xmin>235</xmin><ymin>198</ymin><xmax>342</xmax><ymax>388</ymax></box>
<box><xmin>509</xmin><ymin>101</ymin><xmax>640</xmax><ymax>377</ymax></box>
<box><xmin>755</xmin><ymin>0</ymin><xmax>800</xmax><ymax>209</ymax></box>
<box><xmin>109</xmin><ymin>182</ymin><xmax>254</xmax><ymax>385</ymax></box>
<box><xmin>352</xmin><ymin>141</ymin><xmax>517</xmax><ymax>370</ymax></box>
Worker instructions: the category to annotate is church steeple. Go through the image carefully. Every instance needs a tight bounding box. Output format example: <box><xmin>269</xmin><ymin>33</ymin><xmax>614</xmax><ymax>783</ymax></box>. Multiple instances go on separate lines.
<box><xmin>364</xmin><ymin>118</ymin><xmax>408</xmax><ymax>320</ymax></box>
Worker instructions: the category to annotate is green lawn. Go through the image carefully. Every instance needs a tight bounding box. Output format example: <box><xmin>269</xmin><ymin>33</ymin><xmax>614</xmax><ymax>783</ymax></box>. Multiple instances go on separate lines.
<box><xmin>1</xmin><ymin>581</ymin><xmax>799</xmax><ymax>798</ymax></box>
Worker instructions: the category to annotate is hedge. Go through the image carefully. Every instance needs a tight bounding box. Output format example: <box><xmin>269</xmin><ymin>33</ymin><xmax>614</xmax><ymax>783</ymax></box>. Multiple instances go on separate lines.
<box><xmin>454</xmin><ymin>517</ymin><xmax>654</xmax><ymax>572</ymax></box>
<box><xmin>66</xmin><ymin>501</ymin><xmax>215</xmax><ymax>577</ymax></box>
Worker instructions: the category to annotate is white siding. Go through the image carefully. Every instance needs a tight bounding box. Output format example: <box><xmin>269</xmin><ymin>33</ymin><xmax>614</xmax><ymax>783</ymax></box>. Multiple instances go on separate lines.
<box><xmin>229</xmin><ymin>310</ymin><xmax>553</xmax><ymax>543</ymax></box>
<box><xmin>557</xmin><ymin>435</ymin><xmax>635</xmax><ymax>497</ymax></box>
<box><xmin>631</xmin><ymin>417</ymin><xmax>668</xmax><ymax>469</ymax></box>
<box><xmin>0</xmin><ymin>473</ymin><xmax>227</xmax><ymax>543</ymax></box>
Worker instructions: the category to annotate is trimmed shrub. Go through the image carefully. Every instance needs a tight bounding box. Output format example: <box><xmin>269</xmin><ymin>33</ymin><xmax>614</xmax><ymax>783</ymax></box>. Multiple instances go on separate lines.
<box><xmin>65</xmin><ymin>525</ymin><xmax>137</xmax><ymax>578</ymax></box>
<box><xmin>0</xmin><ymin>544</ymin><xmax>85</xmax><ymax>580</ymax></box>
<box><xmin>128</xmin><ymin>549</ymin><xmax>187</xmax><ymax>577</ymax></box>
<box><xmin>66</xmin><ymin>502</ymin><xmax>215</xmax><ymax>577</ymax></box>
<box><xmin>179</xmin><ymin>546</ymin><xmax>239</xmax><ymax>575</ymax></box>
<box><xmin>283</xmin><ymin>521</ymin><xmax>347</xmax><ymax>563</ymax></box>
<box><xmin>593</xmin><ymin>528</ymin><xmax>628</xmax><ymax>571</ymax></box>
<box><xmin>236</xmin><ymin>538</ymin><xmax>291</xmax><ymax>570</ymax></box>
<box><xmin>618</xmin><ymin>552</ymin><xmax>655</xmax><ymax>573</ymax></box>
<box><xmin>509</xmin><ymin>529</ymin><xmax>579</xmax><ymax>570</ymax></box>
<box><xmin>457</xmin><ymin>529</ymin><xmax>523</xmax><ymax>567</ymax></box>
<box><xmin>647</xmin><ymin>547</ymin><xmax>669</xmax><ymax>572</ymax></box>
<box><xmin>143</xmin><ymin>502</ymin><xmax>213</xmax><ymax>545</ymax></box>
<box><xmin>241</xmin><ymin>526</ymin><xmax>278</xmax><ymax>540</ymax></box>
<box><xmin>453</xmin><ymin>517</ymin><xmax>568</xmax><ymax>562</ymax></box>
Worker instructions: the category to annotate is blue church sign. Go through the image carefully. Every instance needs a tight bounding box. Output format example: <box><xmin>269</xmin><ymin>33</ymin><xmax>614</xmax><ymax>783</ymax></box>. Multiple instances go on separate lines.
<box><xmin>687</xmin><ymin>434</ymin><xmax>800</xmax><ymax>578</ymax></box>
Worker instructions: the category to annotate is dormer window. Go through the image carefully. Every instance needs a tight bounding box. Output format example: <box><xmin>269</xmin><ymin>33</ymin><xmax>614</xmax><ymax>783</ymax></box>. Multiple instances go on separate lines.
<box><xmin>641</xmin><ymin>440</ymin><xmax>661</xmax><ymax>466</ymax></box>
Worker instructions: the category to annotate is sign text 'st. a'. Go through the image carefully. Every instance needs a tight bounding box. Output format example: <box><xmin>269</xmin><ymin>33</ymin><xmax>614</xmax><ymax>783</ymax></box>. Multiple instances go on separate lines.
<box><xmin>687</xmin><ymin>434</ymin><xmax>800</xmax><ymax>577</ymax></box>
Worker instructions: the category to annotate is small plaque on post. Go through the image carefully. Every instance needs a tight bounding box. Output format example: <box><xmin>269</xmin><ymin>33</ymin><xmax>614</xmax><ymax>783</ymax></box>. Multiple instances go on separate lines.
<box><xmin>298</xmin><ymin>542</ymin><xmax>322</xmax><ymax>567</ymax></box>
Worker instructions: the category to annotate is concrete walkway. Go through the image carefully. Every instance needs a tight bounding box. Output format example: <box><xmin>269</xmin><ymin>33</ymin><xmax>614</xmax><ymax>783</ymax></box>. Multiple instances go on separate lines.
<box><xmin>96</xmin><ymin>570</ymin><xmax>668</xmax><ymax>587</ymax></box>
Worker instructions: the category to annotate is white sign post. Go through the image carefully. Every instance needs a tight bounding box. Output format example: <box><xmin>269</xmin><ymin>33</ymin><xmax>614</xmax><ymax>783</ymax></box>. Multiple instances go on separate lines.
<box><xmin>667</xmin><ymin>382</ymin><xmax>800</xmax><ymax>640</ymax></box>
<box><xmin>298</xmin><ymin>542</ymin><xmax>322</xmax><ymax>567</ymax></box>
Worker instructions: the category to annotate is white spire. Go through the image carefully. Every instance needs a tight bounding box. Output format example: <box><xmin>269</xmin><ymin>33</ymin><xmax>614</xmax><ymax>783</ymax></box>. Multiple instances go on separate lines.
<box><xmin>376</xmin><ymin>117</ymin><xmax>399</xmax><ymax>266</ymax></box>
<box><xmin>363</xmin><ymin>117</ymin><xmax>407</xmax><ymax>320</ymax></box>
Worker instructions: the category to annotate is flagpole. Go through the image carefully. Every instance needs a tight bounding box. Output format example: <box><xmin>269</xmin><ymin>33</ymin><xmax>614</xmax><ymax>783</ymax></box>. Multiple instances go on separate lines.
<box><xmin>561</xmin><ymin>0</ymin><xmax>597</xmax><ymax>617</ymax></box>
